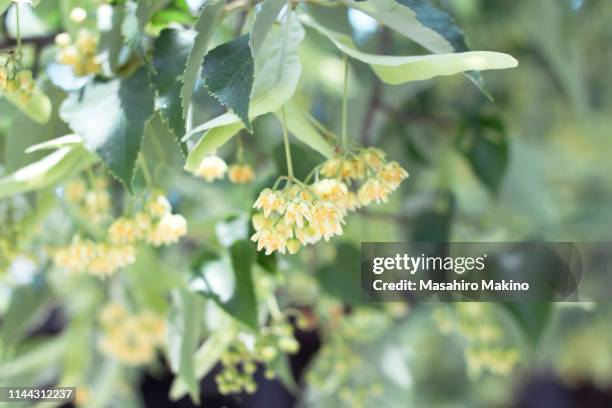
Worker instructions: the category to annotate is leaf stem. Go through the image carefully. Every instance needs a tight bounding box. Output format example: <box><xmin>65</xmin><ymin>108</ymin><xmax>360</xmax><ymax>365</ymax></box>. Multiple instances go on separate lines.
<box><xmin>341</xmin><ymin>54</ymin><xmax>349</xmax><ymax>148</ymax></box>
<box><xmin>280</xmin><ymin>107</ymin><xmax>294</xmax><ymax>181</ymax></box>
<box><xmin>14</xmin><ymin>1</ymin><xmax>21</xmax><ymax>59</ymax></box>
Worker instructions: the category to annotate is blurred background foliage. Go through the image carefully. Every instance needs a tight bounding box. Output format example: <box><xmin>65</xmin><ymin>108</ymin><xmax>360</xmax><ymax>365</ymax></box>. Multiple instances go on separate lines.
<box><xmin>1</xmin><ymin>0</ymin><xmax>612</xmax><ymax>407</ymax></box>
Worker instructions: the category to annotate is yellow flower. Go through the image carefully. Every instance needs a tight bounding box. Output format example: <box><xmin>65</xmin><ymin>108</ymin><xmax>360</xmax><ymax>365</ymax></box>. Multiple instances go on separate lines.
<box><xmin>84</xmin><ymin>190</ymin><xmax>111</xmax><ymax>221</ymax></box>
<box><xmin>134</xmin><ymin>211</ymin><xmax>152</xmax><ymax>231</ymax></box>
<box><xmin>336</xmin><ymin>191</ymin><xmax>361</xmax><ymax>214</ymax></box>
<box><xmin>310</xmin><ymin>201</ymin><xmax>344</xmax><ymax>241</ymax></box>
<box><xmin>358</xmin><ymin>179</ymin><xmax>393</xmax><ymax>206</ymax></box>
<box><xmin>64</xmin><ymin>179</ymin><xmax>87</xmax><ymax>202</ymax></box>
<box><xmin>57</xmin><ymin>46</ymin><xmax>79</xmax><ymax>65</ymax></box>
<box><xmin>250</xmin><ymin>226</ymin><xmax>287</xmax><ymax>255</ymax></box>
<box><xmin>286</xmin><ymin>239</ymin><xmax>301</xmax><ymax>254</ymax></box>
<box><xmin>195</xmin><ymin>155</ymin><xmax>228</xmax><ymax>182</ymax></box>
<box><xmin>251</xmin><ymin>213</ymin><xmax>270</xmax><ymax>231</ymax></box>
<box><xmin>76</xmin><ymin>29</ymin><xmax>97</xmax><ymax>55</ymax></box>
<box><xmin>69</xmin><ymin>7</ymin><xmax>87</xmax><ymax>23</ymax></box>
<box><xmin>283</xmin><ymin>200</ymin><xmax>312</xmax><ymax>228</ymax></box>
<box><xmin>295</xmin><ymin>226</ymin><xmax>321</xmax><ymax>246</ymax></box>
<box><xmin>146</xmin><ymin>195</ymin><xmax>171</xmax><ymax>218</ymax></box>
<box><xmin>99</xmin><ymin>326</ymin><xmax>156</xmax><ymax>365</ymax></box>
<box><xmin>137</xmin><ymin>311</ymin><xmax>167</xmax><ymax>345</ymax></box>
<box><xmin>313</xmin><ymin>179</ymin><xmax>349</xmax><ymax>202</ymax></box>
<box><xmin>320</xmin><ymin>158</ymin><xmax>342</xmax><ymax>178</ymax></box>
<box><xmin>253</xmin><ymin>188</ymin><xmax>285</xmax><ymax>217</ymax></box>
<box><xmin>108</xmin><ymin>217</ymin><xmax>143</xmax><ymax>245</ymax></box>
<box><xmin>146</xmin><ymin>214</ymin><xmax>188</xmax><ymax>246</ymax></box>
<box><xmin>99</xmin><ymin>303</ymin><xmax>128</xmax><ymax>328</ymax></box>
<box><xmin>360</xmin><ymin>148</ymin><xmax>386</xmax><ymax>170</ymax></box>
<box><xmin>228</xmin><ymin>164</ymin><xmax>255</xmax><ymax>184</ymax></box>
<box><xmin>378</xmin><ymin>161</ymin><xmax>408</xmax><ymax>189</ymax></box>
<box><xmin>55</xmin><ymin>32</ymin><xmax>72</xmax><ymax>48</ymax></box>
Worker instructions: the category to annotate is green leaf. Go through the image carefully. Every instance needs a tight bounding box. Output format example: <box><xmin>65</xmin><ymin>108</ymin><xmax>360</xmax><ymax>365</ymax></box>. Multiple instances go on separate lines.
<box><xmin>137</xmin><ymin>0</ymin><xmax>172</xmax><ymax>30</ymax></box>
<box><xmin>184</xmin><ymin>11</ymin><xmax>304</xmax><ymax>139</ymax></box>
<box><xmin>500</xmin><ymin>302</ymin><xmax>552</xmax><ymax>346</ymax></box>
<box><xmin>168</xmin><ymin>289</ymin><xmax>204</xmax><ymax>404</ymax></box>
<box><xmin>250</xmin><ymin>0</ymin><xmax>287</xmax><ymax>56</ymax></box>
<box><xmin>276</xmin><ymin>101</ymin><xmax>334</xmax><ymax>158</ymax></box>
<box><xmin>1</xmin><ymin>86</ymin><xmax>52</xmax><ymax>124</ymax></box>
<box><xmin>0</xmin><ymin>145</ymin><xmax>96</xmax><ymax>200</ymax></box>
<box><xmin>169</xmin><ymin>317</ymin><xmax>238</xmax><ymax>400</ymax></box>
<box><xmin>60</xmin><ymin>67</ymin><xmax>155</xmax><ymax>192</ymax></box>
<box><xmin>226</xmin><ymin>240</ymin><xmax>258</xmax><ymax>330</ymax></box>
<box><xmin>273</xmin><ymin>141</ymin><xmax>324</xmax><ymax>180</ymax></box>
<box><xmin>458</xmin><ymin>116</ymin><xmax>508</xmax><ymax>193</ymax></box>
<box><xmin>201</xmin><ymin>35</ymin><xmax>255</xmax><ymax>131</ymax></box>
<box><xmin>181</xmin><ymin>0</ymin><xmax>225</xmax><ymax>120</ymax></box>
<box><xmin>153</xmin><ymin>28</ymin><xmax>195</xmax><ymax>154</ymax></box>
<box><xmin>184</xmin><ymin>122</ymin><xmax>243</xmax><ymax>172</ymax></box>
<box><xmin>300</xmin><ymin>13</ymin><xmax>518</xmax><ymax>85</ymax></box>
<box><xmin>193</xmin><ymin>240</ymin><xmax>258</xmax><ymax>330</ymax></box>
<box><xmin>0</xmin><ymin>279</ymin><xmax>50</xmax><ymax>348</ymax></box>
<box><xmin>316</xmin><ymin>243</ymin><xmax>364</xmax><ymax>305</ymax></box>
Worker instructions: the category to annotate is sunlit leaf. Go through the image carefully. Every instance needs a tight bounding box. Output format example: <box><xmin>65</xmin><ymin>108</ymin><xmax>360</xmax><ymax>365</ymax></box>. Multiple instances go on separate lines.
<box><xmin>300</xmin><ymin>13</ymin><xmax>518</xmax><ymax>85</ymax></box>
<box><xmin>60</xmin><ymin>67</ymin><xmax>155</xmax><ymax>192</ymax></box>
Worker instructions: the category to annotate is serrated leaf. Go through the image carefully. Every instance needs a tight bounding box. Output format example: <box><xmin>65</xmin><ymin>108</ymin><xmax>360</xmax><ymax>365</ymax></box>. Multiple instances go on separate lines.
<box><xmin>184</xmin><ymin>122</ymin><xmax>243</xmax><ymax>172</ymax></box>
<box><xmin>201</xmin><ymin>35</ymin><xmax>255</xmax><ymax>131</ymax></box>
<box><xmin>167</xmin><ymin>288</ymin><xmax>204</xmax><ymax>404</ymax></box>
<box><xmin>0</xmin><ymin>145</ymin><xmax>96</xmax><ymax>200</ymax></box>
<box><xmin>275</xmin><ymin>101</ymin><xmax>334</xmax><ymax>158</ymax></box>
<box><xmin>181</xmin><ymin>0</ymin><xmax>224</xmax><ymax>120</ymax></box>
<box><xmin>184</xmin><ymin>12</ymin><xmax>304</xmax><ymax>140</ymax></box>
<box><xmin>60</xmin><ymin>67</ymin><xmax>155</xmax><ymax>192</ymax></box>
<box><xmin>98</xmin><ymin>3</ymin><xmax>126</xmax><ymax>73</ymax></box>
<box><xmin>250</xmin><ymin>0</ymin><xmax>287</xmax><ymax>56</ymax></box>
<box><xmin>153</xmin><ymin>28</ymin><xmax>195</xmax><ymax>154</ymax></box>
<box><xmin>300</xmin><ymin>13</ymin><xmax>517</xmax><ymax>85</ymax></box>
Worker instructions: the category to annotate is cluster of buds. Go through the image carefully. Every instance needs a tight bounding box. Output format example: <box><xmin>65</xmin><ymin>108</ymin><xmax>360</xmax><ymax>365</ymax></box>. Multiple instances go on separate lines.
<box><xmin>0</xmin><ymin>65</ymin><xmax>35</xmax><ymax>104</ymax></box>
<box><xmin>433</xmin><ymin>304</ymin><xmax>520</xmax><ymax>378</ymax></box>
<box><xmin>194</xmin><ymin>155</ymin><xmax>255</xmax><ymax>184</ymax></box>
<box><xmin>55</xmin><ymin>12</ymin><xmax>101</xmax><ymax>77</ymax></box>
<box><xmin>52</xmin><ymin>178</ymin><xmax>187</xmax><ymax>277</ymax></box>
<box><xmin>464</xmin><ymin>347</ymin><xmax>520</xmax><ymax>377</ymax></box>
<box><xmin>216</xmin><ymin>320</ymin><xmax>299</xmax><ymax>395</ymax></box>
<box><xmin>52</xmin><ymin>235</ymin><xmax>136</xmax><ymax>278</ymax></box>
<box><xmin>98</xmin><ymin>303</ymin><xmax>166</xmax><ymax>365</ymax></box>
<box><xmin>251</xmin><ymin>147</ymin><xmax>408</xmax><ymax>255</ymax></box>
<box><xmin>108</xmin><ymin>194</ymin><xmax>187</xmax><ymax>247</ymax></box>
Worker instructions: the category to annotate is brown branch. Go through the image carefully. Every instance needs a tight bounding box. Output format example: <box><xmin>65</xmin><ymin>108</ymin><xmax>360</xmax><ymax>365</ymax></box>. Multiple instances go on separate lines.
<box><xmin>0</xmin><ymin>34</ymin><xmax>57</xmax><ymax>52</ymax></box>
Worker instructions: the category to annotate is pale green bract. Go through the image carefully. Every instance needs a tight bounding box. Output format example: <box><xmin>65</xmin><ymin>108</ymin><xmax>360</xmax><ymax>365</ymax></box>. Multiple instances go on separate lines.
<box><xmin>299</xmin><ymin>13</ymin><xmax>518</xmax><ymax>85</ymax></box>
<box><xmin>1</xmin><ymin>86</ymin><xmax>52</xmax><ymax>124</ymax></box>
<box><xmin>342</xmin><ymin>0</ymin><xmax>453</xmax><ymax>53</ymax></box>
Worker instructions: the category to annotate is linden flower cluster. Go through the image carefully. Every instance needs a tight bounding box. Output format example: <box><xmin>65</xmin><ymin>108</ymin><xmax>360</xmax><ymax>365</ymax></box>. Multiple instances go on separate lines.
<box><xmin>109</xmin><ymin>194</ymin><xmax>188</xmax><ymax>247</ymax></box>
<box><xmin>98</xmin><ymin>303</ymin><xmax>166</xmax><ymax>366</ymax></box>
<box><xmin>52</xmin><ymin>235</ymin><xmax>136</xmax><ymax>278</ymax></box>
<box><xmin>251</xmin><ymin>148</ymin><xmax>408</xmax><ymax>255</ymax></box>
<box><xmin>0</xmin><ymin>66</ymin><xmax>35</xmax><ymax>103</ymax></box>
<box><xmin>55</xmin><ymin>14</ymin><xmax>101</xmax><ymax>77</ymax></box>
<box><xmin>194</xmin><ymin>155</ymin><xmax>255</xmax><ymax>184</ymax></box>
<box><xmin>53</xmin><ymin>181</ymin><xmax>187</xmax><ymax>277</ymax></box>
<box><xmin>216</xmin><ymin>321</ymin><xmax>299</xmax><ymax>395</ymax></box>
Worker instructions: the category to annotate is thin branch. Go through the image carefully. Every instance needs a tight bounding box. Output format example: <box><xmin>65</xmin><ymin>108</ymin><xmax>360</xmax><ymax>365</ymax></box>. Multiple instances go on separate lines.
<box><xmin>0</xmin><ymin>34</ymin><xmax>57</xmax><ymax>52</ymax></box>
